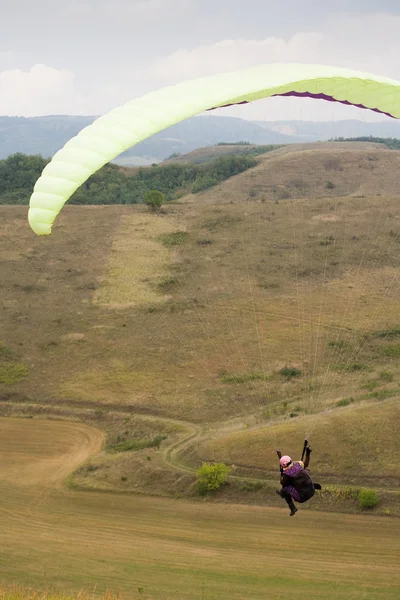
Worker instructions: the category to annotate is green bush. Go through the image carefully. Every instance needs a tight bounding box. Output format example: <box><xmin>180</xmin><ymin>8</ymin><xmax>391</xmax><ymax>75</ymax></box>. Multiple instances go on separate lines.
<box><xmin>358</xmin><ymin>489</ymin><xmax>378</xmax><ymax>510</ymax></box>
<box><xmin>144</xmin><ymin>189</ymin><xmax>165</xmax><ymax>212</ymax></box>
<box><xmin>279</xmin><ymin>366</ymin><xmax>302</xmax><ymax>379</ymax></box>
<box><xmin>196</xmin><ymin>462</ymin><xmax>230</xmax><ymax>495</ymax></box>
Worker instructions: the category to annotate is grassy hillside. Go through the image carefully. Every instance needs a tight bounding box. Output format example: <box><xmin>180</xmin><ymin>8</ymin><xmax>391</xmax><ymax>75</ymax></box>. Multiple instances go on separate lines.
<box><xmin>1</xmin><ymin>142</ymin><xmax>400</xmax><ymax>508</ymax></box>
<box><xmin>190</xmin><ymin>141</ymin><xmax>400</xmax><ymax>203</ymax></box>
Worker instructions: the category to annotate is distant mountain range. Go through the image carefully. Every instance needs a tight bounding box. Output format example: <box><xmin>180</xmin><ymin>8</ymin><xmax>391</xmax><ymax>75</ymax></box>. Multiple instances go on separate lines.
<box><xmin>2</xmin><ymin>114</ymin><xmax>400</xmax><ymax>166</ymax></box>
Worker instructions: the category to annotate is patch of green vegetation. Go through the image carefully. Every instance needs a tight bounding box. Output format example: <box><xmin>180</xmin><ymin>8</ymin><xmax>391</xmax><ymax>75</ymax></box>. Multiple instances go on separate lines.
<box><xmin>382</xmin><ymin>344</ymin><xmax>400</xmax><ymax>357</ymax></box>
<box><xmin>358</xmin><ymin>488</ymin><xmax>378</xmax><ymax>510</ymax></box>
<box><xmin>215</xmin><ymin>143</ymin><xmax>280</xmax><ymax>157</ymax></box>
<box><xmin>236</xmin><ymin>479</ymin><xmax>266</xmax><ymax>492</ymax></box>
<box><xmin>107</xmin><ymin>434</ymin><xmax>167</xmax><ymax>453</ymax></box>
<box><xmin>368</xmin><ymin>389</ymin><xmax>398</xmax><ymax>401</ymax></box>
<box><xmin>279</xmin><ymin>366</ymin><xmax>302</xmax><ymax>379</ymax></box>
<box><xmin>0</xmin><ymin>343</ymin><xmax>13</xmax><ymax>359</ymax></box>
<box><xmin>159</xmin><ymin>231</ymin><xmax>188</xmax><ymax>246</ymax></box>
<box><xmin>374</xmin><ymin>327</ymin><xmax>400</xmax><ymax>338</ymax></box>
<box><xmin>322</xmin><ymin>486</ymin><xmax>360</xmax><ymax>501</ymax></box>
<box><xmin>0</xmin><ymin>362</ymin><xmax>30</xmax><ymax>384</ymax></box>
<box><xmin>361</xmin><ymin>379</ymin><xmax>380</xmax><ymax>391</ymax></box>
<box><xmin>219</xmin><ymin>371</ymin><xmax>268</xmax><ymax>384</ymax></box>
<box><xmin>336</xmin><ymin>397</ymin><xmax>355</xmax><ymax>407</ymax></box>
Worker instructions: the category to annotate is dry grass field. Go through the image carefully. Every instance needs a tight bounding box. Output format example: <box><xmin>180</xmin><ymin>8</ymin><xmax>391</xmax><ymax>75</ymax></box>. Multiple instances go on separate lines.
<box><xmin>1</xmin><ymin>418</ymin><xmax>400</xmax><ymax>600</ymax></box>
<box><xmin>1</xmin><ymin>141</ymin><xmax>400</xmax><ymax>597</ymax></box>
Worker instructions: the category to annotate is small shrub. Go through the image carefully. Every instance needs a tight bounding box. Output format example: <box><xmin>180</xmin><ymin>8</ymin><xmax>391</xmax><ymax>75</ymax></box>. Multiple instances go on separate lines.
<box><xmin>336</xmin><ymin>397</ymin><xmax>354</xmax><ymax>407</ymax></box>
<box><xmin>358</xmin><ymin>489</ymin><xmax>378</xmax><ymax>510</ymax></box>
<box><xmin>196</xmin><ymin>462</ymin><xmax>230</xmax><ymax>495</ymax></box>
<box><xmin>279</xmin><ymin>366</ymin><xmax>302</xmax><ymax>379</ymax></box>
<box><xmin>326</xmin><ymin>180</ymin><xmax>335</xmax><ymax>189</ymax></box>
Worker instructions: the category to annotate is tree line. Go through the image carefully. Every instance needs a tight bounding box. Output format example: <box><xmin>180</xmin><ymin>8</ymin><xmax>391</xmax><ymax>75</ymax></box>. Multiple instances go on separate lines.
<box><xmin>0</xmin><ymin>152</ymin><xmax>260</xmax><ymax>205</ymax></box>
<box><xmin>331</xmin><ymin>136</ymin><xmax>400</xmax><ymax>149</ymax></box>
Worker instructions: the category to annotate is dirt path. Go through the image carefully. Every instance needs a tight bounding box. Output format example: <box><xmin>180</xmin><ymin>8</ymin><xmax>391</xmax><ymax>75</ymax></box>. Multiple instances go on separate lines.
<box><xmin>161</xmin><ymin>419</ymin><xmax>202</xmax><ymax>472</ymax></box>
<box><xmin>0</xmin><ymin>417</ymin><xmax>105</xmax><ymax>488</ymax></box>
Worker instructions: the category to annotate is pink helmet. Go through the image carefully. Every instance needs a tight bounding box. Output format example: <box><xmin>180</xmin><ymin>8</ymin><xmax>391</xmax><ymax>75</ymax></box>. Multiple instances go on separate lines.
<box><xmin>279</xmin><ymin>455</ymin><xmax>292</xmax><ymax>468</ymax></box>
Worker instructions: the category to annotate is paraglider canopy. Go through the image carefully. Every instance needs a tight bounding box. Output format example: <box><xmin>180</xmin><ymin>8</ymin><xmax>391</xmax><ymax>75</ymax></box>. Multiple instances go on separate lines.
<box><xmin>28</xmin><ymin>63</ymin><xmax>400</xmax><ymax>235</ymax></box>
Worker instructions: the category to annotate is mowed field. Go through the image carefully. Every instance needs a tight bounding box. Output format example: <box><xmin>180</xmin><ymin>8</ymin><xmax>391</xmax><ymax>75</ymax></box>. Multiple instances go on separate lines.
<box><xmin>1</xmin><ymin>417</ymin><xmax>400</xmax><ymax>600</ymax></box>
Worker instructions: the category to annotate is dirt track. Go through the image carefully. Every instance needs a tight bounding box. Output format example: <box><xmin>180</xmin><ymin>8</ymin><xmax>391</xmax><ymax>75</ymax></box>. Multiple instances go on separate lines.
<box><xmin>0</xmin><ymin>417</ymin><xmax>105</xmax><ymax>488</ymax></box>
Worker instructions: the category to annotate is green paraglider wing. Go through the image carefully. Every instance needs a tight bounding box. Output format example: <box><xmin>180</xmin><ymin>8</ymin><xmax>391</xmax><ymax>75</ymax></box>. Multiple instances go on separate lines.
<box><xmin>28</xmin><ymin>63</ymin><xmax>400</xmax><ymax>235</ymax></box>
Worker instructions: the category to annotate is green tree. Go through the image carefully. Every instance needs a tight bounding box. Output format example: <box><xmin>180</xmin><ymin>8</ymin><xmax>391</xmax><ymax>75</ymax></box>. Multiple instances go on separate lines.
<box><xmin>144</xmin><ymin>189</ymin><xmax>165</xmax><ymax>212</ymax></box>
<box><xmin>196</xmin><ymin>462</ymin><xmax>230</xmax><ymax>495</ymax></box>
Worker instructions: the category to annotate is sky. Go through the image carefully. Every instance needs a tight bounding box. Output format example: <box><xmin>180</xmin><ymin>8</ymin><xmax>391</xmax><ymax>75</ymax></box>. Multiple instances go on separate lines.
<box><xmin>1</xmin><ymin>0</ymin><xmax>400</xmax><ymax>121</ymax></box>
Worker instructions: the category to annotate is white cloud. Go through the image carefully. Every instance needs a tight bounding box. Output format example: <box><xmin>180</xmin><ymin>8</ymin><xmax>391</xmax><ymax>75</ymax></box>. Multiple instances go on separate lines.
<box><xmin>0</xmin><ymin>65</ymin><xmax>78</xmax><ymax>116</ymax></box>
<box><xmin>137</xmin><ymin>33</ymin><xmax>326</xmax><ymax>84</ymax></box>
<box><xmin>102</xmin><ymin>0</ymin><xmax>191</xmax><ymax>21</ymax></box>
<box><xmin>63</xmin><ymin>2</ymin><xmax>94</xmax><ymax>18</ymax></box>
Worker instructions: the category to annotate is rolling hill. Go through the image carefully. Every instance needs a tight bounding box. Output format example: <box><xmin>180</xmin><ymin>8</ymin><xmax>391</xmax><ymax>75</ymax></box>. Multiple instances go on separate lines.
<box><xmin>3</xmin><ymin>112</ymin><xmax>400</xmax><ymax>165</ymax></box>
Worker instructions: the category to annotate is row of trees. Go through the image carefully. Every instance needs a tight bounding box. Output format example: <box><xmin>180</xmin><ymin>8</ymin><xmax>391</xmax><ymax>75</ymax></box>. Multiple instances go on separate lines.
<box><xmin>0</xmin><ymin>152</ymin><xmax>259</xmax><ymax>206</ymax></box>
<box><xmin>331</xmin><ymin>136</ymin><xmax>400</xmax><ymax>149</ymax></box>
